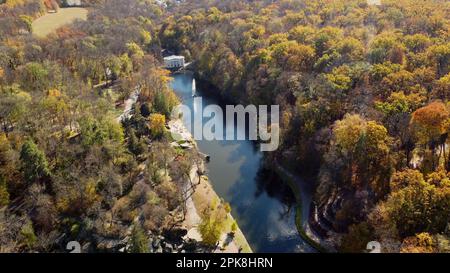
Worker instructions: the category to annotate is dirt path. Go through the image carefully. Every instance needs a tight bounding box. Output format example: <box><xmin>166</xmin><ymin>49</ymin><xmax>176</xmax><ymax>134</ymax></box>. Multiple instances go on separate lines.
<box><xmin>117</xmin><ymin>88</ymin><xmax>140</xmax><ymax>123</ymax></box>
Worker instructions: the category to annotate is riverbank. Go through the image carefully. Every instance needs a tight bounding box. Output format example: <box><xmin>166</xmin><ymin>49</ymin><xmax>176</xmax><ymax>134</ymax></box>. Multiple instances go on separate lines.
<box><xmin>169</xmin><ymin>118</ymin><xmax>253</xmax><ymax>253</ymax></box>
<box><xmin>191</xmin><ymin>168</ymin><xmax>253</xmax><ymax>253</ymax></box>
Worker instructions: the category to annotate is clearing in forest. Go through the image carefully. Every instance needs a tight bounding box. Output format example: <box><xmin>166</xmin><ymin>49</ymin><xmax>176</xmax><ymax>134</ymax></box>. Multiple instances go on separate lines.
<box><xmin>32</xmin><ymin>8</ymin><xmax>88</xmax><ymax>38</ymax></box>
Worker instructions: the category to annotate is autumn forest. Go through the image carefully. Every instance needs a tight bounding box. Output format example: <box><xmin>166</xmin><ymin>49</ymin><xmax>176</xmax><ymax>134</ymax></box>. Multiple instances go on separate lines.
<box><xmin>0</xmin><ymin>0</ymin><xmax>449</xmax><ymax>253</ymax></box>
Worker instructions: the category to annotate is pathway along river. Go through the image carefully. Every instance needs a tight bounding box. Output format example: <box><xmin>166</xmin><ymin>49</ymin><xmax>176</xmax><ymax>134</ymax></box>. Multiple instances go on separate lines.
<box><xmin>171</xmin><ymin>72</ymin><xmax>316</xmax><ymax>252</ymax></box>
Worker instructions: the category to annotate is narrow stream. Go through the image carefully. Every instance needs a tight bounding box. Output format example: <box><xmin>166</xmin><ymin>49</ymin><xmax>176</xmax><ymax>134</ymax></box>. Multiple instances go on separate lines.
<box><xmin>171</xmin><ymin>72</ymin><xmax>316</xmax><ymax>252</ymax></box>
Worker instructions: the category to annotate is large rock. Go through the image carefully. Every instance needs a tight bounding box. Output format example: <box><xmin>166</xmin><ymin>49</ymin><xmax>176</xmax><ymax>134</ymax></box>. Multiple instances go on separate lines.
<box><xmin>163</xmin><ymin>228</ymin><xmax>188</xmax><ymax>245</ymax></box>
<box><xmin>81</xmin><ymin>242</ymin><xmax>92</xmax><ymax>253</ymax></box>
<box><xmin>152</xmin><ymin>238</ymin><xmax>160</xmax><ymax>249</ymax></box>
<box><xmin>155</xmin><ymin>246</ymin><xmax>163</xmax><ymax>253</ymax></box>
<box><xmin>96</xmin><ymin>238</ymin><xmax>126</xmax><ymax>252</ymax></box>
<box><xmin>183</xmin><ymin>238</ymin><xmax>198</xmax><ymax>252</ymax></box>
<box><xmin>164</xmin><ymin>245</ymin><xmax>173</xmax><ymax>253</ymax></box>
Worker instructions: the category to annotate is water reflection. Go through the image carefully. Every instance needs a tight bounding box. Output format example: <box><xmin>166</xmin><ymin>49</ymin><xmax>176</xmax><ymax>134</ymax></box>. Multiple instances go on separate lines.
<box><xmin>170</xmin><ymin>73</ymin><xmax>315</xmax><ymax>252</ymax></box>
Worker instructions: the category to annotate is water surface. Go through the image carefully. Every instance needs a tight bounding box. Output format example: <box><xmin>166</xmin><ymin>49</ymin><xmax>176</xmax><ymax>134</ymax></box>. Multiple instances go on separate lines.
<box><xmin>171</xmin><ymin>73</ymin><xmax>315</xmax><ymax>252</ymax></box>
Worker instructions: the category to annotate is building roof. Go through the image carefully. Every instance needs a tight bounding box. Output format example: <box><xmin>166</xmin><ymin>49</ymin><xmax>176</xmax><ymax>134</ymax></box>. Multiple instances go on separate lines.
<box><xmin>164</xmin><ymin>55</ymin><xmax>185</xmax><ymax>61</ymax></box>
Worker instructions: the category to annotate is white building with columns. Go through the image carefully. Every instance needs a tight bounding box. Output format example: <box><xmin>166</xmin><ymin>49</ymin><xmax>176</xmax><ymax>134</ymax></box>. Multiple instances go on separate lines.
<box><xmin>163</xmin><ymin>55</ymin><xmax>185</xmax><ymax>69</ymax></box>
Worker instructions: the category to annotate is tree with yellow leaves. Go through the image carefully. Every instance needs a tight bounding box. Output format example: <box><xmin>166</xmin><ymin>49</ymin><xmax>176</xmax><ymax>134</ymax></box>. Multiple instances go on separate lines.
<box><xmin>198</xmin><ymin>199</ymin><xmax>228</xmax><ymax>247</ymax></box>
<box><xmin>149</xmin><ymin>113</ymin><xmax>166</xmax><ymax>139</ymax></box>
<box><xmin>401</xmin><ymin>233</ymin><xmax>436</xmax><ymax>253</ymax></box>
<box><xmin>330</xmin><ymin>114</ymin><xmax>392</xmax><ymax>195</ymax></box>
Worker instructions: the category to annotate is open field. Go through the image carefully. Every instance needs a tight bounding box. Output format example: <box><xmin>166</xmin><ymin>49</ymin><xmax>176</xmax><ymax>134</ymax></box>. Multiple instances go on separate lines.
<box><xmin>32</xmin><ymin>8</ymin><xmax>88</xmax><ymax>38</ymax></box>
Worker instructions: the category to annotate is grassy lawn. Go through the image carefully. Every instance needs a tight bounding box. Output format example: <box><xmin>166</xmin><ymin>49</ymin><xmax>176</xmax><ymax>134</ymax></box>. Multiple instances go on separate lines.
<box><xmin>32</xmin><ymin>8</ymin><xmax>88</xmax><ymax>38</ymax></box>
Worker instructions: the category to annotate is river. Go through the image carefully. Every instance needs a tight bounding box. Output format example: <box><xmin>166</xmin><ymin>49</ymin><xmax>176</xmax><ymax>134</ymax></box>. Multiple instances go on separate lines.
<box><xmin>170</xmin><ymin>72</ymin><xmax>316</xmax><ymax>253</ymax></box>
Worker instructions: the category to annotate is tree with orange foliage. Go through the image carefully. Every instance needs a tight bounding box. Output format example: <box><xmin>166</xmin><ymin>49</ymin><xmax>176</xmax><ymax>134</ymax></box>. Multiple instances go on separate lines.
<box><xmin>410</xmin><ymin>101</ymin><xmax>450</xmax><ymax>170</ymax></box>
